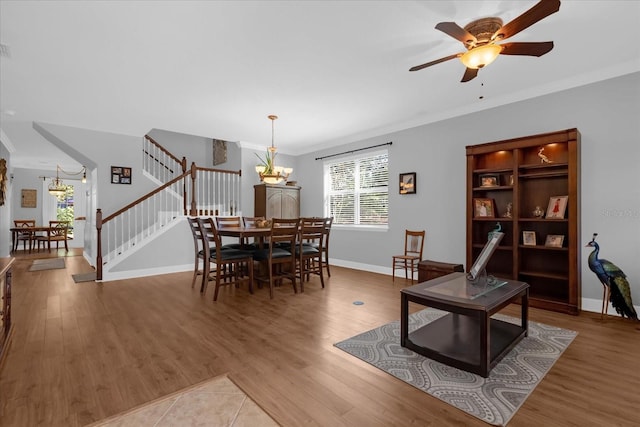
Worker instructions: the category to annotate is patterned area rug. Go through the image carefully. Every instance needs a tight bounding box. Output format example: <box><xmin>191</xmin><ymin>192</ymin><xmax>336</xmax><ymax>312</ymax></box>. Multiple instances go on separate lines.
<box><xmin>335</xmin><ymin>308</ymin><xmax>577</xmax><ymax>426</ymax></box>
<box><xmin>28</xmin><ymin>258</ymin><xmax>65</xmax><ymax>271</ymax></box>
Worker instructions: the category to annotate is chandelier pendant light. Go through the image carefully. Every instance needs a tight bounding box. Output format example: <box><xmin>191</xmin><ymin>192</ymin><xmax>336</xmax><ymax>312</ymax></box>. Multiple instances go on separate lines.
<box><xmin>255</xmin><ymin>115</ymin><xmax>292</xmax><ymax>185</ymax></box>
<box><xmin>47</xmin><ymin>165</ymin><xmax>87</xmax><ymax>196</ymax></box>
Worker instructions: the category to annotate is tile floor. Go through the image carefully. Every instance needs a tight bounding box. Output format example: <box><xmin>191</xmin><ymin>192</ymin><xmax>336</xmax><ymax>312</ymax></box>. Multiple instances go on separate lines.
<box><xmin>88</xmin><ymin>375</ymin><xmax>278</xmax><ymax>426</ymax></box>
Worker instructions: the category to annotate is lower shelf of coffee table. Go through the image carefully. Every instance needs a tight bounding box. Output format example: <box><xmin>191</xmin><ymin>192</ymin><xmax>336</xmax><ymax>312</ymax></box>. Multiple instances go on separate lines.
<box><xmin>405</xmin><ymin>312</ymin><xmax>525</xmax><ymax>375</ymax></box>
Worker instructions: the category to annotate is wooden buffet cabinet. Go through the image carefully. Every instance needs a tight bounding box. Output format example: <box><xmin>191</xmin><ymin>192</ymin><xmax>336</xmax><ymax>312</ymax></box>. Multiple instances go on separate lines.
<box><xmin>466</xmin><ymin>129</ymin><xmax>581</xmax><ymax>314</ymax></box>
<box><xmin>254</xmin><ymin>183</ymin><xmax>300</xmax><ymax>219</ymax></box>
<box><xmin>0</xmin><ymin>257</ymin><xmax>14</xmax><ymax>369</ymax></box>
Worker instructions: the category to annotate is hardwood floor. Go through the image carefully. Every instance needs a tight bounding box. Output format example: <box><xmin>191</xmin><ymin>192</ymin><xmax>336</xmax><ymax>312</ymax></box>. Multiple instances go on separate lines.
<box><xmin>1</xmin><ymin>251</ymin><xmax>639</xmax><ymax>426</ymax></box>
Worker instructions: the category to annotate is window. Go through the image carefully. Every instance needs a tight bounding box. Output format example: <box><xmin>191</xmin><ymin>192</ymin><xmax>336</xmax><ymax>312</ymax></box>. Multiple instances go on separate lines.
<box><xmin>324</xmin><ymin>150</ymin><xmax>388</xmax><ymax>226</ymax></box>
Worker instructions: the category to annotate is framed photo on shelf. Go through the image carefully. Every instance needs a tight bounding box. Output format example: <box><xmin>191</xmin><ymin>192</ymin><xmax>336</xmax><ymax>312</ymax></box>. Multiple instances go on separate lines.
<box><xmin>399</xmin><ymin>172</ymin><xmax>416</xmax><ymax>194</ymax></box>
<box><xmin>473</xmin><ymin>198</ymin><xmax>495</xmax><ymax>218</ymax></box>
<box><xmin>545</xmin><ymin>234</ymin><xmax>565</xmax><ymax>248</ymax></box>
<box><xmin>479</xmin><ymin>173</ymin><xmax>499</xmax><ymax>187</ymax></box>
<box><xmin>522</xmin><ymin>231</ymin><xmax>536</xmax><ymax>246</ymax></box>
<box><xmin>111</xmin><ymin>166</ymin><xmax>132</xmax><ymax>185</ymax></box>
<box><xmin>546</xmin><ymin>195</ymin><xmax>568</xmax><ymax>219</ymax></box>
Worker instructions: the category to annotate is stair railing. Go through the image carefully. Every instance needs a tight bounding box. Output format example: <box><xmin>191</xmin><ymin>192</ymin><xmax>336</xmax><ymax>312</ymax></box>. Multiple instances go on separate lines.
<box><xmin>143</xmin><ymin>135</ymin><xmax>186</xmax><ymax>183</ymax></box>
<box><xmin>96</xmin><ymin>163</ymin><xmax>242</xmax><ymax>281</ymax></box>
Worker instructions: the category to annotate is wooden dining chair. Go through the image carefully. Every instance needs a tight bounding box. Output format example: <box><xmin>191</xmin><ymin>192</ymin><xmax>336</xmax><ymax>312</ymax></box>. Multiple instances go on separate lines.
<box><xmin>187</xmin><ymin>217</ymin><xmax>207</xmax><ymax>292</ymax></box>
<box><xmin>252</xmin><ymin>218</ymin><xmax>300</xmax><ymax>298</ymax></box>
<box><xmin>320</xmin><ymin>217</ymin><xmax>333</xmax><ymax>277</ymax></box>
<box><xmin>13</xmin><ymin>219</ymin><xmax>36</xmax><ymax>252</ymax></box>
<box><xmin>296</xmin><ymin>218</ymin><xmax>325</xmax><ymax>292</ymax></box>
<box><xmin>241</xmin><ymin>216</ymin><xmax>266</xmax><ymax>248</ymax></box>
<box><xmin>37</xmin><ymin>220</ymin><xmax>70</xmax><ymax>252</ymax></box>
<box><xmin>392</xmin><ymin>229</ymin><xmax>425</xmax><ymax>282</ymax></box>
<box><xmin>215</xmin><ymin>216</ymin><xmax>243</xmax><ymax>249</ymax></box>
<box><xmin>198</xmin><ymin>217</ymin><xmax>254</xmax><ymax>301</ymax></box>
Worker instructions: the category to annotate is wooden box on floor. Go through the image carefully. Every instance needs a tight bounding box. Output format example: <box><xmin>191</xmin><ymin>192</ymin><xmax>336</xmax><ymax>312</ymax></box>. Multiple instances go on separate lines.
<box><xmin>418</xmin><ymin>260</ymin><xmax>464</xmax><ymax>283</ymax></box>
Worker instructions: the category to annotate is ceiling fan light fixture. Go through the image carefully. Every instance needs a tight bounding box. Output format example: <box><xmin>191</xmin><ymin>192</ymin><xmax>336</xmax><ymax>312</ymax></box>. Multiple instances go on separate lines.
<box><xmin>460</xmin><ymin>44</ymin><xmax>502</xmax><ymax>69</ymax></box>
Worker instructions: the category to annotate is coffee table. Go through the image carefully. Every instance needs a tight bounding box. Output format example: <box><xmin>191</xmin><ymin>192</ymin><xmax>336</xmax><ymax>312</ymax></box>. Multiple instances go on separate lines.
<box><xmin>400</xmin><ymin>272</ymin><xmax>529</xmax><ymax>377</ymax></box>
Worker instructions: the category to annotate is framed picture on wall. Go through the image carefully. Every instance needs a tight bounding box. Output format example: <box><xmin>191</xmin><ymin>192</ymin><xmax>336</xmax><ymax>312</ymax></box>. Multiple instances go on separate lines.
<box><xmin>111</xmin><ymin>166</ymin><xmax>132</xmax><ymax>185</ymax></box>
<box><xmin>399</xmin><ymin>172</ymin><xmax>416</xmax><ymax>194</ymax></box>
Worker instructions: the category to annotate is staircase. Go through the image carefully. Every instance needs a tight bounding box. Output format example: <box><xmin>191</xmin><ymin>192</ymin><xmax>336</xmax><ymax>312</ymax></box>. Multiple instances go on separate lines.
<box><xmin>96</xmin><ymin>136</ymin><xmax>242</xmax><ymax>281</ymax></box>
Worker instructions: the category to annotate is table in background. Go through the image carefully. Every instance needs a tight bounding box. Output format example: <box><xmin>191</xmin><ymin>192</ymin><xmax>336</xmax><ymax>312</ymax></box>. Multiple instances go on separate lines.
<box><xmin>400</xmin><ymin>272</ymin><xmax>529</xmax><ymax>377</ymax></box>
<box><xmin>9</xmin><ymin>226</ymin><xmax>53</xmax><ymax>253</ymax></box>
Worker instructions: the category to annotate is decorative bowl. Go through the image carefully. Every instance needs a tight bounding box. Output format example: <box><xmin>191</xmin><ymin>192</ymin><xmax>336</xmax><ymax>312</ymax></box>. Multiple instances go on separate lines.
<box><xmin>255</xmin><ymin>219</ymin><xmax>272</xmax><ymax>228</ymax></box>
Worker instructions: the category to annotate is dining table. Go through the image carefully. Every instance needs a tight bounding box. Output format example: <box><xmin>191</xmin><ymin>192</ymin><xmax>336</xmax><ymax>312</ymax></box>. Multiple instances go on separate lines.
<box><xmin>216</xmin><ymin>225</ymin><xmax>271</xmax><ymax>249</ymax></box>
<box><xmin>10</xmin><ymin>226</ymin><xmax>54</xmax><ymax>253</ymax></box>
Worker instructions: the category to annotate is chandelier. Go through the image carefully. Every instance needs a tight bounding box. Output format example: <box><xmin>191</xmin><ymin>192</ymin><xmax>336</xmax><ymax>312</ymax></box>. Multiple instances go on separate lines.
<box><xmin>48</xmin><ymin>165</ymin><xmax>87</xmax><ymax>196</ymax></box>
<box><xmin>255</xmin><ymin>115</ymin><xmax>292</xmax><ymax>185</ymax></box>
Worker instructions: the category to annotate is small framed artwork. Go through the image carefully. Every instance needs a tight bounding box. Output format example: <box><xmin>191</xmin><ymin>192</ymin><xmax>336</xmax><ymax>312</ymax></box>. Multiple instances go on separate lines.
<box><xmin>111</xmin><ymin>166</ymin><xmax>132</xmax><ymax>185</ymax></box>
<box><xmin>546</xmin><ymin>195</ymin><xmax>568</xmax><ymax>219</ymax></box>
<box><xmin>473</xmin><ymin>198</ymin><xmax>495</xmax><ymax>218</ymax></box>
<box><xmin>399</xmin><ymin>172</ymin><xmax>416</xmax><ymax>194</ymax></box>
<box><xmin>545</xmin><ymin>234</ymin><xmax>565</xmax><ymax>248</ymax></box>
<box><xmin>522</xmin><ymin>231</ymin><xmax>536</xmax><ymax>246</ymax></box>
<box><xmin>21</xmin><ymin>189</ymin><xmax>37</xmax><ymax>208</ymax></box>
<box><xmin>479</xmin><ymin>173</ymin><xmax>499</xmax><ymax>187</ymax></box>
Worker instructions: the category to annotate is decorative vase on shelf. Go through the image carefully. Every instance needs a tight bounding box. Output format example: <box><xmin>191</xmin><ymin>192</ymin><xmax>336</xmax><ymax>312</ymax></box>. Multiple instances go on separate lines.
<box><xmin>532</xmin><ymin>206</ymin><xmax>544</xmax><ymax>218</ymax></box>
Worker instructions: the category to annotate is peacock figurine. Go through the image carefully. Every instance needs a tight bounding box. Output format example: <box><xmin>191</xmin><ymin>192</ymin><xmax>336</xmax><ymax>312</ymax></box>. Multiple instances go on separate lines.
<box><xmin>586</xmin><ymin>233</ymin><xmax>638</xmax><ymax>320</ymax></box>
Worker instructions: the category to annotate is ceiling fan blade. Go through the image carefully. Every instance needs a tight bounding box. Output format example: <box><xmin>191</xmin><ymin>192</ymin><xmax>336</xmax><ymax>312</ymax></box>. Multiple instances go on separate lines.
<box><xmin>435</xmin><ymin>22</ymin><xmax>477</xmax><ymax>45</ymax></box>
<box><xmin>500</xmin><ymin>41</ymin><xmax>554</xmax><ymax>56</ymax></box>
<box><xmin>461</xmin><ymin>68</ymin><xmax>478</xmax><ymax>82</ymax></box>
<box><xmin>409</xmin><ymin>53</ymin><xmax>461</xmax><ymax>72</ymax></box>
<box><xmin>493</xmin><ymin>0</ymin><xmax>561</xmax><ymax>41</ymax></box>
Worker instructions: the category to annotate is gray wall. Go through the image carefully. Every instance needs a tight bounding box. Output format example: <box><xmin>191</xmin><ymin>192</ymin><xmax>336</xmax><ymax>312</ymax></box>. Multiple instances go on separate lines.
<box><xmin>296</xmin><ymin>71</ymin><xmax>640</xmax><ymax>309</ymax></box>
<box><xmin>147</xmin><ymin>128</ymin><xmax>242</xmax><ymax>171</ymax></box>
<box><xmin>2</xmin><ymin>72</ymin><xmax>638</xmax><ymax>312</ymax></box>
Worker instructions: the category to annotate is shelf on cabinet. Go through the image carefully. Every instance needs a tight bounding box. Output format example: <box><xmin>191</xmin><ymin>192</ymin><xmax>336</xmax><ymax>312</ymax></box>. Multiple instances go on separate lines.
<box><xmin>519</xmin><ymin>270</ymin><xmax>568</xmax><ymax>281</ymax></box>
<box><xmin>518</xmin><ymin>245</ymin><xmax>568</xmax><ymax>251</ymax></box>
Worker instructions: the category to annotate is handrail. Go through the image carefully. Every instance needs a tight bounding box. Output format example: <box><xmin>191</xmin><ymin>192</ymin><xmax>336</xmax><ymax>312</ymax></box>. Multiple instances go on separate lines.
<box><xmin>102</xmin><ymin>171</ymin><xmax>190</xmax><ymax>224</ymax></box>
<box><xmin>144</xmin><ymin>135</ymin><xmax>184</xmax><ymax>167</ymax></box>
<box><xmin>143</xmin><ymin>135</ymin><xmax>187</xmax><ymax>183</ymax></box>
<box><xmin>97</xmin><ymin>157</ymin><xmax>242</xmax><ymax>280</ymax></box>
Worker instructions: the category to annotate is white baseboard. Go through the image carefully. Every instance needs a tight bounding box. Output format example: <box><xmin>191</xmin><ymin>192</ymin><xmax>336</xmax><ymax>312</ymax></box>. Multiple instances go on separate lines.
<box><xmin>331</xmin><ymin>258</ymin><xmax>639</xmax><ymax>317</ymax></box>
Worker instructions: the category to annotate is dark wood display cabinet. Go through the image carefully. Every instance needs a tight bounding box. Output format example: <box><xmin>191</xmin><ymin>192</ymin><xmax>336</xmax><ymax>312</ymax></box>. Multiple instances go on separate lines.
<box><xmin>466</xmin><ymin>128</ymin><xmax>581</xmax><ymax>314</ymax></box>
<box><xmin>254</xmin><ymin>183</ymin><xmax>300</xmax><ymax>219</ymax></box>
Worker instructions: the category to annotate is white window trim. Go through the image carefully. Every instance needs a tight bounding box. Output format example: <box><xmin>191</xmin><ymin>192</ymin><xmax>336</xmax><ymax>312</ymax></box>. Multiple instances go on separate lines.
<box><xmin>323</xmin><ymin>149</ymin><xmax>389</xmax><ymax>227</ymax></box>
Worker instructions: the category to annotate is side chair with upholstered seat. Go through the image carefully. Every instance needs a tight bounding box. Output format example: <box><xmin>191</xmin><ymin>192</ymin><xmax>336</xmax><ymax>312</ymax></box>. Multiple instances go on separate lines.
<box><xmin>296</xmin><ymin>218</ymin><xmax>325</xmax><ymax>291</ymax></box>
<box><xmin>198</xmin><ymin>217</ymin><xmax>254</xmax><ymax>301</ymax></box>
<box><xmin>252</xmin><ymin>218</ymin><xmax>300</xmax><ymax>298</ymax></box>
<box><xmin>187</xmin><ymin>217</ymin><xmax>206</xmax><ymax>292</ymax></box>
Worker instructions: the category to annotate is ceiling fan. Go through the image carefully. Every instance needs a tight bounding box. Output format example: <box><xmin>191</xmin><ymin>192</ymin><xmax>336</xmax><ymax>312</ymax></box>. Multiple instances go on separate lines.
<box><xmin>409</xmin><ymin>0</ymin><xmax>561</xmax><ymax>82</ymax></box>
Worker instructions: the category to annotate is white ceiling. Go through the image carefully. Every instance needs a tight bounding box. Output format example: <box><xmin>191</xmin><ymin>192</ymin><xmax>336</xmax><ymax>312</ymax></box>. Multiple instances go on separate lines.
<box><xmin>1</xmin><ymin>1</ymin><xmax>639</xmax><ymax>170</ymax></box>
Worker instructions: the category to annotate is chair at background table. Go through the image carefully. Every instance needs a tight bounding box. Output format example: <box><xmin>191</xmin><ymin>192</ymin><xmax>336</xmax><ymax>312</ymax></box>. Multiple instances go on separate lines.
<box><xmin>37</xmin><ymin>220</ymin><xmax>71</xmax><ymax>252</ymax></box>
<box><xmin>198</xmin><ymin>217</ymin><xmax>254</xmax><ymax>301</ymax></box>
<box><xmin>252</xmin><ymin>218</ymin><xmax>300</xmax><ymax>298</ymax></box>
<box><xmin>392</xmin><ymin>229</ymin><xmax>425</xmax><ymax>282</ymax></box>
<box><xmin>13</xmin><ymin>219</ymin><xmax>36</xmax><ymax>252</ymax></box>
<box><xmin>296</xmin><ymin>218</ymin><xmax>325</xmax><ymax>291</ymax></box>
